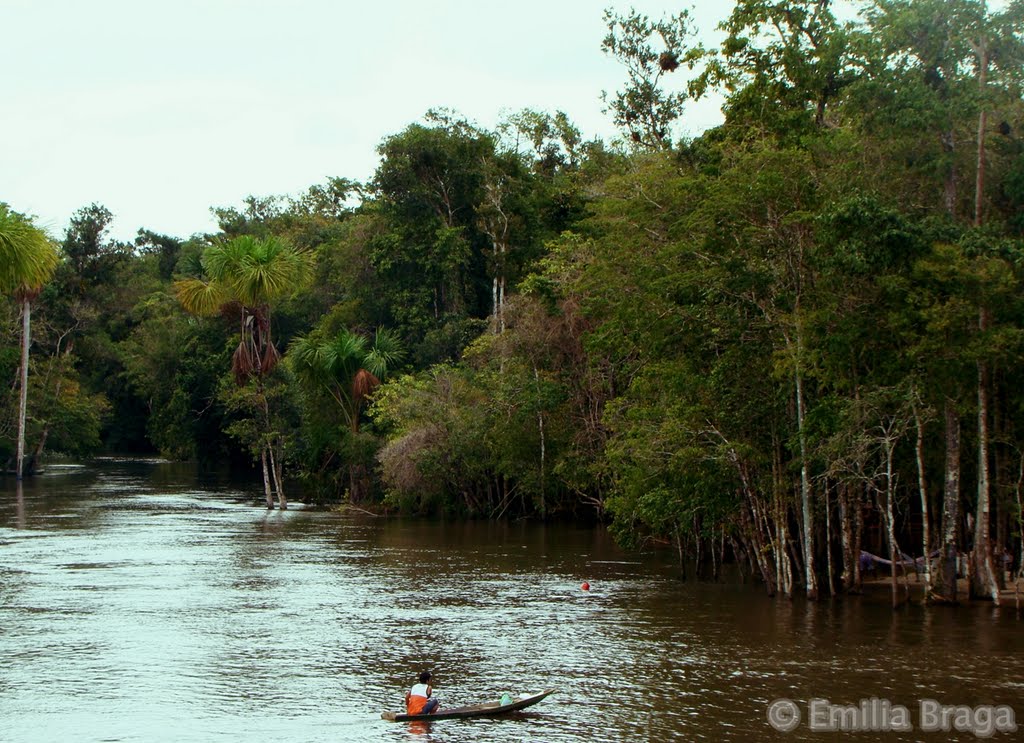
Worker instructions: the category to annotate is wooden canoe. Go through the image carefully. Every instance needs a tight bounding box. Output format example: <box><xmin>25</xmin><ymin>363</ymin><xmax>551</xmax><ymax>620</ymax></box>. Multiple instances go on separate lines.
<box><xmin>381</xmin><ymin>688</ymin><xmax>555</xmax><ymax>722</ymax></box>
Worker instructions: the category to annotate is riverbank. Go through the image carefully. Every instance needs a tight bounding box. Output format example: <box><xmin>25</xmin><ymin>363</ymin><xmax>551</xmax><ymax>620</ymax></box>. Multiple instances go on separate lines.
<box><xmin>859</xmin><ymin>575</ymin><xmax>1024</xmax><ymax>608</ymax></box>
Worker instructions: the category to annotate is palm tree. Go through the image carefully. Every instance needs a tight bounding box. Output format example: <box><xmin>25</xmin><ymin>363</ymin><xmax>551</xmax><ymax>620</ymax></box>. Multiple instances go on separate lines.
<box><xmin>290</xmin><ymin>327</ymin><xmax>404</xmax><ymax>500</ymax></box>
<box><xmin>289</xmin><ymin>327</ymin><xmax>404</xmax><ymax>432</ymax></box>
<box><xmin>0</xmin><ymin>205</ymin><xmax>59</xmax><ymax>480</ymax></box>
<box><xmin>174</xmin><ymin>235</ymin><xmax>312</xmax><ymax>508</ymax></box>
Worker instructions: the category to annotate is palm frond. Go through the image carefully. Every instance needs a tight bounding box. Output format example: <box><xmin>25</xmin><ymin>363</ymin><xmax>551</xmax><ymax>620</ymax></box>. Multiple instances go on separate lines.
<box><xmin>364</xmin><ymin>327</ymin><xmax>406</xmax><ymax>379</ymax></box>
<box><xmin>174</xmin><ymin>278</ymin><xmax>232</xmax><ymax>317</ymax></box>
<box><xmin>260</xmin><ymin>341</ymin><xmax>281</xmax><ymax>375</ymax></box>
<box><xmin>231</xmin><ymin>341</ymin><xmax>257</xmax><ymax>385</ymax></box>
<box><xmin>233</xmin><ymin>236</ymin><xmax>314</xmax><ymax>306</ymax></box>
<box><xmin>288</xmin><ymin>334</ymin><xmax>331</xmax><ymax>380</ymax></box>
<box><xmin>352</xmin><ymin>368</ymin><xmax>381</xmax><ymax>402</ymax></box>
<box><xmin>202</xmin><ymin>236</ymin><xmax>252</xmax><ymax>283</ymax></box>
<box><xmin>0</xmin><ymin>206</ymin><xmax>58</xmax><ymax>294</ymax></box>
<box><xmin>326</xmin><ymin>330</ymin><xmax>368</xmax><ymax>380</ymax></box>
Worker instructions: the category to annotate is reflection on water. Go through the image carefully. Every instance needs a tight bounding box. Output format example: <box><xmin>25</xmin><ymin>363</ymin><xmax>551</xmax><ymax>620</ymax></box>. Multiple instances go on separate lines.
<box><xmin>0</xmin><ymin>460</ymin><xmax>1021</xmax><ymax>742</ymax></box>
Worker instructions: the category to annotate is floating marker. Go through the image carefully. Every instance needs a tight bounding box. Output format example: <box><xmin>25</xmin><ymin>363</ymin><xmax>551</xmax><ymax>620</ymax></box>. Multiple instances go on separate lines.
<box><xmin>581</xmin><ymin>581</ymin><xmax>590</xmax><ymax>591</ymax></box>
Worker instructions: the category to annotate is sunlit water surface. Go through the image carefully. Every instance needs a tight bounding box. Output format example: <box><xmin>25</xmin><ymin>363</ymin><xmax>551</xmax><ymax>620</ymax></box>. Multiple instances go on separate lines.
<box><xmin>1</xmin><ymin>461</ymin><xmax>1021</xmax><ymax>742</ymax></box>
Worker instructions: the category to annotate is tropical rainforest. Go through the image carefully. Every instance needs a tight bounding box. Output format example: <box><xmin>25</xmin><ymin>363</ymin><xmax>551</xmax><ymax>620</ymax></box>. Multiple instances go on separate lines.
<box><xmin>3</xmin><ymin>0</ymin><xmax>1024</xmax><ymax>605</ymax></box>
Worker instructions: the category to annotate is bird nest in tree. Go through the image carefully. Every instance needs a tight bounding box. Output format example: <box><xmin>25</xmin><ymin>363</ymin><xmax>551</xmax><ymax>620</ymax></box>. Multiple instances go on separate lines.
<box><xmin>658</xmin><ymin>52</ymin><xmax>680</xmax><ymax>72</ymax></box>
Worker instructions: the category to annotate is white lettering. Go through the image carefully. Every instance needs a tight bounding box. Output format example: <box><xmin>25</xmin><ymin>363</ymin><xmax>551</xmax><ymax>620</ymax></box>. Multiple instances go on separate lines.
<box><xmin>973</xmin><ymin>706</ymin><xmax>993</xmax><ymax>738</ymax></box>
<box><xmin>773</xmin><ymin>697</ymin><xmax>1016</xmax><ymax>735</ymax></box>
<box><xmin>994</xmin><ymin>706</ymin><xmax>1017</xmax><ymax>734</ymax></box>
<box><xmin>829</xmin><ymin>704</ymin><xmax>858</xmax><ymax>731</ymax></box>
<box><xmin>919</xmin><ymin>700</ymin><xmax>1018</xmax><ymax>737</ymax></box>
<box><xmin>808</xmin><ymin>698</ymin><xmax>830</xmax><ymax>730</ymax></box>
<box><xmin>890</xmin><ymin>704</ymin><xmax>912</xmax><ymax>732</ymax></box>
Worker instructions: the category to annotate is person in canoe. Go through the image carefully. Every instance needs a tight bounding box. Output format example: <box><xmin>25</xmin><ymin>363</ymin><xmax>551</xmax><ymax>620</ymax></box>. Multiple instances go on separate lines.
<box><xmin>405</xmin><ymin>671</ymin><xmax>440</xmax><ymax>715</ymax></box>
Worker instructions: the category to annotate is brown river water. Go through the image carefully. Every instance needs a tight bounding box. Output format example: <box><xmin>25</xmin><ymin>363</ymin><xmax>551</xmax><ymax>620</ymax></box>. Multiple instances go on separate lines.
<box><xmin>1</xmin><ymin>459</ymin><xmax>1021</xmax><ymax>742</ymax></box>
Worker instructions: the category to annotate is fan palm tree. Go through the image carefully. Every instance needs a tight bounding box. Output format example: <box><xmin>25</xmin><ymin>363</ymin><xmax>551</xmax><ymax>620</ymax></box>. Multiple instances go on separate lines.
<box><xmin>290</xmin><ymin>327</ymin><xmax>404</xmax><ymax>501</ymax></box>
<box><xmin>174</xmin><ymin>235</ymin><xmax>312</xmax><ymax>508</ymax></box>
<box><xmin>289</xmin><ymin>327</ymin><xmax>405</xmax><ymax>432</ymax></box>
<box><xmin>0</xmin><ymin>205</ymin><xmax>59</xmax><ymax>480</ymax></box>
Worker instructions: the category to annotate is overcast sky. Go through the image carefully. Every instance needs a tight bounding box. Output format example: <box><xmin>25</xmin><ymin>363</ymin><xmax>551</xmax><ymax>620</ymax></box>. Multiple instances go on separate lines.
<box><xmin>4</xmin><ymin>1</ymin><xmax>735</xmax><ymax>241</ymax></box>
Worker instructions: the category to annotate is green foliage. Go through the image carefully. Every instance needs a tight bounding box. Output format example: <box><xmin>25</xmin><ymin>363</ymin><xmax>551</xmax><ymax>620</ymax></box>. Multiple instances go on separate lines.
<box><xmin>601</xmin><ymin>8</ymin><xmax>706</xmax><ymax>148</ymax></box>
<box><xmin>59</xmin><ymin>204</ymin><xmax>132</xmax><ymax>294</ymax></box>
<box><xmin>714</xmin><ymin>0</ymin><xmax>864</xmax><ymax>133</ymax></box>
<box><xmin>135</xmin><ymin>229</ymin><xmax>183</xmax><ymax>281</ymax></box>
<box><xmin>118</xmin><ymin>291</ymin><xmax>232</xmax><ymax>460</ymax></box>
<box><xmin>12</xmin><ymin>2</ymin><xmax>1024</xmax><ymax>599</ymax></box>
<box><xmin>372</xmin><ymin>366</ymin><xmax>492</xmax><ymax>513</ymax></box>
<box><xmin>0</xmin><ymin>204</ymin><xmax>58</xmax><ymax>295</ymax></box>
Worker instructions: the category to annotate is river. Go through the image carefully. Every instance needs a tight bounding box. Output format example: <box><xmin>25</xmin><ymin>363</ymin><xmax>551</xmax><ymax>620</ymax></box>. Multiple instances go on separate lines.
<box><xmin>1</xmin><ymin>460</ymin><xmax>1021</xmax><ymax>741</ymax></box>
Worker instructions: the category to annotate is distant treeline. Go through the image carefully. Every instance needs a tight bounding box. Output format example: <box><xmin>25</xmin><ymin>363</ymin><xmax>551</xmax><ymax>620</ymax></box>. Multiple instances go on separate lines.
<box><xmin>3</xmin><ymin>0</ymin><xmax>1024</xmax><ymax>605</ymax></box>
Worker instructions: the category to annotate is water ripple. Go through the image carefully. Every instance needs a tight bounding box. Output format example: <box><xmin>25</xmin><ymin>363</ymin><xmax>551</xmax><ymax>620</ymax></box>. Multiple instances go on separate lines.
<box><xmin>1</xmin><ymin>463</ymin><xmax>1021</xmax><ymax>742</ymax></box>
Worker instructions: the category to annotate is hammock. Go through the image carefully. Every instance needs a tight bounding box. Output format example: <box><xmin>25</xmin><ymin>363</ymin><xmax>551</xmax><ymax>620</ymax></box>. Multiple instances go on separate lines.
<box><xmin>859</xmin><ymin>550</ymin><xmax>937</xmax><ymax>569</ymax></box>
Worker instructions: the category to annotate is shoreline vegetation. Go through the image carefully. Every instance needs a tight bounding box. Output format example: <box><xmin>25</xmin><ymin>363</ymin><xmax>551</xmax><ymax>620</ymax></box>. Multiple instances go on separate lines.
<box><xmin>857</xmin><ymin>576</ymin><xmax>1024</xmax><ymax>609</ymax></box>
<box><xmin>4</xmin><ymin>1</ymin><xmax>1024</xmax><ymax>610</ymax></box>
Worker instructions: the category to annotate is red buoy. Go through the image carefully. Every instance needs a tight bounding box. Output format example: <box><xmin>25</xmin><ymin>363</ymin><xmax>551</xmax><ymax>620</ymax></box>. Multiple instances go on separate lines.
<box><xmin>581</xmin><ymin>581</ymin><xmax>590</xmax><ymax>591</ymax></box>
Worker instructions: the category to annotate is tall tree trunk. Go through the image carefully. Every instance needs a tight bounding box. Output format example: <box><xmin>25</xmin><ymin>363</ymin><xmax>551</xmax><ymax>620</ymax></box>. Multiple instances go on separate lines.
<box><xmin>269</xmin><ymin>442</ymin><xmax>287</xmax><ymax>511</ymax></box>
<box><xmin>839</xmin><ymin>484</ymin><xmax>855</xmax><ymax>592</ymax></box>
<box><xmin>16</xmin><ymin>298</ymin><xmax>30</xmax><ymax>480</ymax></box>
<box><xmin>971</xmin><ymin>315</ymin><xmax>999</xmax><ymax>603</ymax></box>
<box><xmin>825</xmin><ymin>484</ymin><xmax>836</xmax><ymax>597</ymax></box>
<box><xmin>934</xmin><ymin>398</ymin><xmax>961</xmax><ymax>602</ymax></box>
<box><xmin>974</xmin><ymin>26</ymin><xmax>989</xmax><ymax>228</ymax></box>
<box><xmin>852</xmin><ymin>485</ymin><xmax>865</xmax><ymax>593</ymax></box>
<box><xmin>996</xmin><ymin>503</ymin><xmax>1007</xmax><ymax>591</ymax></box>
<box><xmin>255</xmin><ymin>374</ymin><xmax>285</xmax><ymax>509</ymax></box>
<box><xmin>771</xmin><ymin>429</ymin><xmax>794</xmax><ymax>596</ymax></box>
<box><xmin>261</xmin><ymin>446</ymin><xmax>274</xmax><ymax>509</ymax></box>
<box><xmin>794</xmin><ymin>366</ymin><xmax>818</xmax><ymax>600</ymax></box>
<box><xmin>492</xmin><ymin>276</ymin><xmax>500</xmax><ymax>332</ymax></box>
<box><xmin>1016</xmin><ymin>454</ymin><xmax>1024</xmax><ymax>593</ymax></box>
<box><xmin>533</xmin><ymin>364</ymin><xmax>546</xmax><ymax>515</ymax></box>
<box><xmin>913</xmin><ymin>402</ymin><xmax>930</xmax><ymax>595</ymax></box>
<box><xmin>883</xmin><ymin>440</ymin><xmax>902</xmax><ymax>609</ymax></box>
<box><xmin>975</xmin><ymin>109</ymin><xmax>988</xmax><ymax>226</ymax></box>
<box><xmin>24</xmin><ymin>346</ymin><xmax>68</xmax><ymax>477</ymax></box>
<box><xmin>736</xmin><ymin>458</ymin><xmax>775</xmax><ymax>596</ymax></box>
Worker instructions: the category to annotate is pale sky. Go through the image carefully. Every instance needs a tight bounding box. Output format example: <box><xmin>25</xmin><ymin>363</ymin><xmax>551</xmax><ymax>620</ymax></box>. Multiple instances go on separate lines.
<box><xmin>4</xmin><ymin>1</ymin><xmax>736</xmax><ymax>242</ymax></box>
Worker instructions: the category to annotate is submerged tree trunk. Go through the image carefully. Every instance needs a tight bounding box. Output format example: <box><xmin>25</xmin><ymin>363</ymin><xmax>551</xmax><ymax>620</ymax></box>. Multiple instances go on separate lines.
<box><xmin>533</xmin><ymin>364</ymin><xmax>546</xmax><ymax>515</ymax></box>
<box><xmin>24</xmin><ymin>422</ymin><xmax>51</xmax><ymax>477</ymax></box>
<box><xmin>16</xmin><ymin>298</ymin><xmax>30</xmax><ymax>480</ymax></box>
<box><xmin>934</xmin><ymin>399</ymin><xmax>961</xmax><ymax>602</ymax></box>
<box><xmin>269</xmin><ymin>443</ymin><xmax>287</xmax><ymax>511</ymax></box>
<box><xmin>771</xmin><ymin>429</ymin><xmax>794</xmax><ymax>597</ymax></box>
<box><xmin>913</xmin><ymin>401</ymin><xmax>931</xmax><ymax>595</ymax></box>
<box><xmin>261</xmin><ymin>446</ymin><xmax>274</xmax><ymax>509</ymax></box>
<box><xmin>1016</xmin><ymin>454</ymin><xmax>1024</xmax><ymax>597</ymax></box>
<box><xmin>882</xmin><ymin>440</ymin><xmax>902</xmax><ymax>609</ymax></box>
<box><xmin>741</xmin><ymin>491</ymin><xmax>775</xmax><ymax>596</ymax></box>
<box><xmin>824</xmin><ymin>483</ymin><xmax>835</xmax><ymax>597</ymax></box>
<box><xmin>794</xmin><ymin>366</ymin><xmax>818</xmax><ymax>600</ymax></box>
<box><xmin>971</xmin><ymin>325</ymin><xmax>998</xmax><ymax>603</ymax></box>
<box><xmin>854</xmin><ymin>486</ymin><xmax>865</xmax><ymax>592</ymax></box>
<box><xmin>839</xmin><ymin>484</ymin><xmax>855</xmax><ymax>592</ymax></box>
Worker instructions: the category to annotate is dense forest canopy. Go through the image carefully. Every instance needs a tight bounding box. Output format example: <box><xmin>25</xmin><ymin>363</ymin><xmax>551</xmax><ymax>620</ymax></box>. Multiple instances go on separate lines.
<box><xmin>4</xmin><ymin>0</ymin><xmax>1024</xmax><ymax>604</ymax></box>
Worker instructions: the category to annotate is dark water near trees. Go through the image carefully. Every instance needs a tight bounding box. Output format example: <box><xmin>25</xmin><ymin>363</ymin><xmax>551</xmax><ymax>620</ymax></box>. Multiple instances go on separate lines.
<box><xmin>1</xmin><ymin>460</ymin><xmax>1021</xmax><ymax>742</ymax></box>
